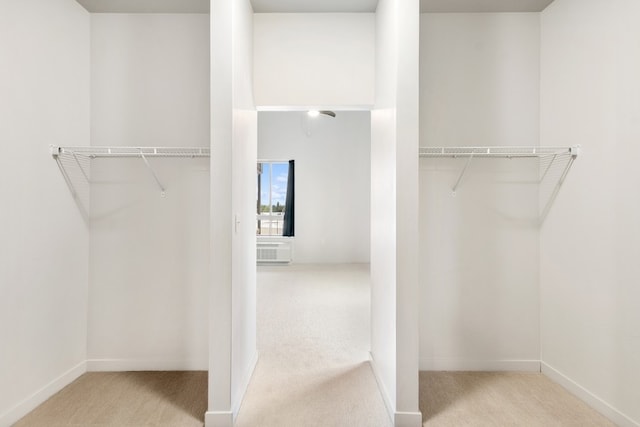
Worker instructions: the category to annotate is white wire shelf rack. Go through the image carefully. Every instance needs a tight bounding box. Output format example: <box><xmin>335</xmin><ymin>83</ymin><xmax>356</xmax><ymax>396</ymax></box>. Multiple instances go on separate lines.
<box><xmin>51</xmin><ymin>145</ymin><xmax>210</xmax><ymax>209</ymax></box>
<box><xmin>419</xmin><ymin>145</ymin><xmax>579</xmax><ymax>158</ymax></box>
<box><xmin>419</xmin><ymin>145</ymin><xmax>581</xmax><ymax>224</ymax></box>
<box><xmin>51</xmin><ymin>145</ymin><xmax>210</xmax><ymax>158</ymax></box>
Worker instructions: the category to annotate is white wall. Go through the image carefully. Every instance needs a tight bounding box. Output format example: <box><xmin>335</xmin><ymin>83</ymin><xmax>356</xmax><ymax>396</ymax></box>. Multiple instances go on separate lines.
<box><xmin>257</xmin><ymin>111</ymin><xmax>371</xmax><ymax>264</ymax></box>
<box><xmin>88</xmin><ymin>14</ymin><xmax>210</xmax><ymax>370</ymax></box>
<box><xmin>370</xmin><ymin>0</ymin><xmax>397</xmax><ymax>417</ymax></box>
<box><xmin>208</xmin><ymin>0</ymin><xmax>257</xmax><ymax>425</ymax></box>
<box><xmin>370</xmin><ymin>0</ymin><xmax>421</xmax><ymax>425</ymax></box>
<box><xmin>90</xmin><ymin>14</ymin><xmax>211</xmax><ymax>148</ymax></box>
<box><xmin>253</xmin><ymin>13</ymin><xmax>375</xmax><ymax>108</ymax></box>
<box><xmin>419</xmin><ymin>13</ymin><xmax>541</xmax><ymax>371</ymax></box>
<box><xmin>230</xmin><ymin>0</ymin><xmax>258</xmax><ymax>420</ymax></box>
<box><xmin>419</xmin><ymin>13</ymin><xmax>540</xmax><ymax>148</ymax></box>
<box><xmin>540</xmin><ymin>1</ymin><xmax>640</xmax><ymax>425</ymax></box>
<box><xmin>0</xmin><ymin>0</ymin><xmax>90</xmax><ymax>424</ymax></box>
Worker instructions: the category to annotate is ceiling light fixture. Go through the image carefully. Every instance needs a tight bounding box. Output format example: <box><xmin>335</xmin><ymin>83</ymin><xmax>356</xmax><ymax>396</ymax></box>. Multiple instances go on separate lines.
<box><xmin>307</xmin><ymin>110</ymin><xmax>336</xmax><ymax>118</ymax></box>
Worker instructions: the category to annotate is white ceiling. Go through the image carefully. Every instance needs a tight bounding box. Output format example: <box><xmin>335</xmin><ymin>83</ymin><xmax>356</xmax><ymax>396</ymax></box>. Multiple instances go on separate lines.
<box><xmin>420</xmin><ymin>0</ymin><xmax>555</xmax><ymax>13</ymax></box>
<box><xmin>251</xmin><ymin>0</ymin><xmax>378</xmax><ymax>13</ymax></box>
<box><xmin>75</xmin><ymin>0</ymin><xmax>209</xmax><ymax>13</ymax></box>
<box><xmin>76</xmin><ymin>0</ymin><xmax>554</xmax><ymax>14</ymax></box>
<box><xmin>75</xmin><ymin>0</ymin><xmax>378</xmax><ymax>13</ymax></box>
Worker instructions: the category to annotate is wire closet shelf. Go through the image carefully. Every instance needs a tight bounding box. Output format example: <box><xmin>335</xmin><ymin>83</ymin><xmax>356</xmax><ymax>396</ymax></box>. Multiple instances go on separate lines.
<box><xmin>51</xmin><ymin>145</ymin><xmax>210</xmax><ymax>158</ymax></box>
<box><xmin>419</xmin><ymin>145</ymin><xmax>580</xmax><ymax>158</ymax></box>
<box><xmin>50</xmin><ymin>145</ymin><xmax>210</xmax><ymax>217</ymax></box>
<box><xmin>418</xmin><ymin>145</ymin><xmax>581</xmax><ymax>223</ymax></box>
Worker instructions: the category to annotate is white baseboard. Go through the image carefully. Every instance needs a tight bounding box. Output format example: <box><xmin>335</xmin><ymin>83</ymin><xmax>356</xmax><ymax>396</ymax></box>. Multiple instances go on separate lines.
<box><xmin>368</xmin><ymin>352</ymin><xmax>395</xmax><ymax>424</ymax></box>
<box><xmin>369</xmin><ymin>352</ymin><xmax>422</xmax><ymax>427</ymax></box>
<box><xmin>541</xmin><ymin>362</ymin><xmax>640</xmax><ymax>427</ymax></box>
<box><xmin>394</xmin><ymin>411</ymin><xmax>423</xmax><ymax>427</ymax></box>
<box><xmin>420</xmin><ymin>358</ymin><xmax>541</xmax><ymax>372</ymax></box>
<box><xmin>231</xmin><ymin>351</ymin><xmax>259</xmax><ymax>420</ymax></box>
<box><xmin>205</xmin><ymin>410</ymin><xmax>233</xmax><ymax>427</ymax></box>
<box><xmin>87</xmin><ymin>358</ymin><xmax>207</xmax><ymax>372</ymax></box>
<box><xmin>0</xmin><ymin>360</ymin><xmax>86</xmax><ymax>426</ymax></box>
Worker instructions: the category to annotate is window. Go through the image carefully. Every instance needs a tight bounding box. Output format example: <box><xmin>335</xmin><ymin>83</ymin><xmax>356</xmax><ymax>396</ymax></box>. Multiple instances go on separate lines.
<box><xmin>257</xmin><ymin>161</ymin><xmax>294</xmax><ymax>236</ymax></box>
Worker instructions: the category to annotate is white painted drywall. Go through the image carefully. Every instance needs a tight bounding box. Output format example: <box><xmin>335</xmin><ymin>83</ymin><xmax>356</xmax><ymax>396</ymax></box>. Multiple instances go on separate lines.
<box><xmin>370</xmin><ymin>0</ymin><xmax>422</xmax><ymax>424</ymax></box>
<box><xmin>208</xmin><ymin>0</ymin><xmax>257</xmax><ymax>425</ymax></box>
<box><xmin>370</xmin><ymin>0</ymin><xmax>398</xmax><ymax>415</ymax></box>
<box><xmin>394</xmin><ymin>2</ymin><xmax>421</xmax><ymax>421</ymax></box>
<box><xmin>420</xmin><ymin>14</ymin><xmax>541</xmax><ymax>148</ymax></box>
<box><xmin>90</xmin><ymin>14</ymin><xmax>211</xmax><ymax>149</ymax></box>
<box><xmin>540</xmin><ymin>1</ymin><xmax>640</xmax><ymax>425</ymax></box>
<box><xmin>88</xmin><ymin>14</ymin><xmax>210</xmax><ymax>370</ymax></box>
<box><xmin>419</xmin><ymin>13</ymin><xmax>541</xmax><ymax>371</ymax></box>
<box><xmin>257</xmin><ymin>111</ymin><xmax>371</xmax><ymax>264</ymax></box>
<box><xmin>253</xmin><ymin>13</ymin><xmax>375</xmax><ymax>108</ymax></box>
<box><xmin>0</xmin><ymin>0</ymin><xmax>90</xmax><ymax>424</ymax></box>
<box><xmin>230</xmin><ymin>0</ymin><xmax>258</xmax><ymax>420</ymax></box>
<box><xmin>209</xmin><ymin>0</ymin><xmax>234</xmax><ymax>422</ymax></box>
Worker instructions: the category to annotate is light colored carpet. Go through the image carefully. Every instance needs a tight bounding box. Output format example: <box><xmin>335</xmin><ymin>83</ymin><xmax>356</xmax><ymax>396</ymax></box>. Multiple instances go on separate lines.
<box><xmin>420</xmin><ymin>371</ymin><xmax>616</xmax><ymax>426</ymax></box>
<box><xmin>13</xmin><ymin>371</ymin><xmax>207</xmax><ymax>427</ymax></box>
<box><xmin>234</xmin><ymin>263</ymin><xmax>392</xmax><ymax>427</ymax></box>
<box><xmin>14</xmin><ymin>264</ymin><xmax>618</xmax><ymax>427</ymax></box>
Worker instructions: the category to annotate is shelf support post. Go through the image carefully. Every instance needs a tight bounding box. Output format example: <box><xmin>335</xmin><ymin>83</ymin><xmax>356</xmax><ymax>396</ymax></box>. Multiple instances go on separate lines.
<box><xmin>539</xmin><ymin>154</ymin><xmax>557</xmax><ymax>183</ymax></box>
<box><xmin>139</xmin><ymin>151</ymin><xmax>166</xmax><ymax>197</ymax></box>
<box><xmin>72</xmin><ymin>152</ymin><xmax>90</xmax><ymax>183</ymax></box>
<box><xmin>539</xmin><ymin>154</ymin><xmax>577</xmax><ymax>224</ymax></box>
<box><xmin>452</xmin><ymin>152</ymin><xmax>474</xmax><ymax>195</ymax></box>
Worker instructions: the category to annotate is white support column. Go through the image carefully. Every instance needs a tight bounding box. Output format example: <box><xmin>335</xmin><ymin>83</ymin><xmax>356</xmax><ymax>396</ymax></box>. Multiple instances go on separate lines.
<box><xmin>208</xmin><ymin>0</ymin><xmax>234</xmax><ymax>424</ymax></box>
<box><xmin>370</xmin><ymin>0</ymin><xmax>422</xmax><ymax>425</ymax></box>
<box><xmin>208</xmin><ymin>0</ymin><xmax>257</xmax><ymax>426</ymax></box>
<box><xmin>394</xmin><ymin>0</ymin><xmax>421</xmax><ymax>424</ymax></box>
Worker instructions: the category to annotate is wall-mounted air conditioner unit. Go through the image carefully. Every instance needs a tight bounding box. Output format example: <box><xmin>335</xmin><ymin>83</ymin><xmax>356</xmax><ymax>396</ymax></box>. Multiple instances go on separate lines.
<box><xmin>257</xmin><ymin>240</ymin><xmax>292</xmax><ymax>264</ymax></box>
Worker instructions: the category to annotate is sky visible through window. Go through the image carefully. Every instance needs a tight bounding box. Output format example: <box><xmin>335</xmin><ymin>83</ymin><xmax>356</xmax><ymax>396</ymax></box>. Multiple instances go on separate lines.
<box><xmin>260</xmin><ymin>162</ymin><xmax>288</xmax><ymax>208</ymax></box>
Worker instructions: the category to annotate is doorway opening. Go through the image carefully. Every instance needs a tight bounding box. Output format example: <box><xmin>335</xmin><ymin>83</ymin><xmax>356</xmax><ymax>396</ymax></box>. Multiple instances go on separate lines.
<box><xmin>232</xmin><ymin>110</ymin><xmax>389</xmax><ymax>426</ymax></box>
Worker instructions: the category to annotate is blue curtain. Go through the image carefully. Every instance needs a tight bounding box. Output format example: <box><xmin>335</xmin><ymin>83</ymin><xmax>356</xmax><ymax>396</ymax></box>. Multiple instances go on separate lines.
<box><xmin>283</xmin><ymin>160</ymin><xmax>295</xmax><ymax>236</ymax></box>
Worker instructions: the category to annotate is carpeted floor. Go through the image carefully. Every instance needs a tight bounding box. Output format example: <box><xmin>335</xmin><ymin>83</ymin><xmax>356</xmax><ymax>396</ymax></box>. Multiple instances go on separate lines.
<box><xmin>233</xmin><ymin>263</ymin><xmax>391</xmax><ymax>427</ymax></box>
<box><xmin>14</xmin><ymin>264</ymin><xmax>617</xmax><ymax>427</ymax></box>
<box><xmin>420</xmin><ymin>371</ymin><xmax>616</xmax><ymax>426</ymax></box>
<box><xmin>13</xmin><ymin>371</ymin><xmax>207</xmax><ymax>427</ymax></box>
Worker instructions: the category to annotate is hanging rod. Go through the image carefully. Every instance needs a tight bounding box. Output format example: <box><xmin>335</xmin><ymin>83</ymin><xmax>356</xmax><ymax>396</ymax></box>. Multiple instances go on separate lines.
<box><xmin>51</xmin><ymin>145</ymin><xmax>210</xmax><ymax>158</ymax></box>
<box><xmin>419</xmin><ymin>145</ymin><xmax>580</xmax><ymax>158</ymax></box>
<box><xmin>418</xmin><ymin>145</ymin><xmax>580</xmax><ymax>199</ymax></box>
<box><xmin>51</xmin><ymin>145</ymin><xmax>210</xmax><ymax>198</ymax></box>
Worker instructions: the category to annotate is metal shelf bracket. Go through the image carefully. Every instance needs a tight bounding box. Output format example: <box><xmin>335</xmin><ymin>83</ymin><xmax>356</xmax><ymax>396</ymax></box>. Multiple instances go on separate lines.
<box><xmin>419</xmin><ymin>145</ymin><xmax>581</xmax><ymax>223</ymax></box>
<box><xmin>139</xmin><ymin>150</ymin><xmax>166</xmax><ymax>197</ymax></box>
<box><xmin>51</xmin><ymin>145</ymin><xmax>210</xmax><ymax>200</ymax></box>
<box><xmin>452</xmin><ymin>152</ymin><xmax>474</xmax><ymax>196</ymax></box>
<box><xmin>539</xmin><ymin>145</ymin><xmax>580</xmax><ymax>224</ymax></box>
